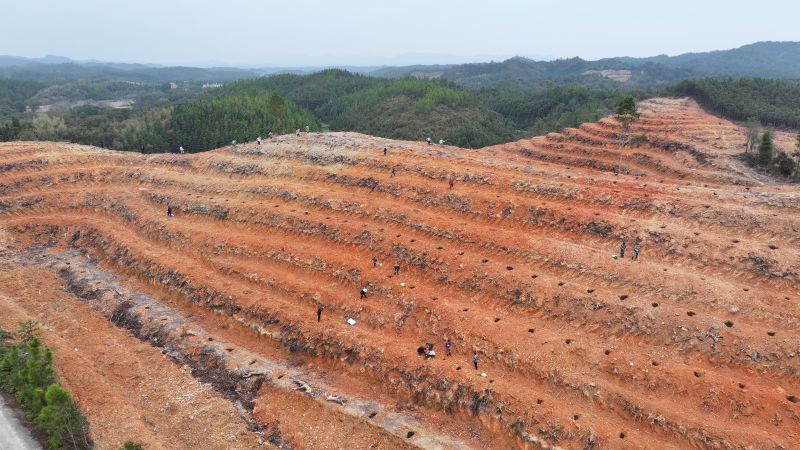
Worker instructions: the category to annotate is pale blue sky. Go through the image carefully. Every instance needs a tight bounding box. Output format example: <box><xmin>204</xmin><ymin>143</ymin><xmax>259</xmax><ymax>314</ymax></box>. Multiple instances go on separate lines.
<box><xmin>2</xmin><ymin>0</ymin><xmax>798</xmax><ymax>66</ymax></box>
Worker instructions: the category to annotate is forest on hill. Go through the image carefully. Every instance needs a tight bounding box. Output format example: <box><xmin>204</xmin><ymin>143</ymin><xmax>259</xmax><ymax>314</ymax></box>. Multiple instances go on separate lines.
<box><xmin>373</xmin><ymin>41</ymin><xmax>800</xmax><ymax>89</ymax></box>
<box><xmin>669</xmin><ymin>78</ymin><xmax>800</xmax><ymax>128</ymax></box>
<box><xmin>0</xmin><ymin>71</ymin><xmax>637</xmax><ymax>150</ymax></box>
<box><xmin>1</xmin><ymin>42</ymin><xmax>799</xmax><ymax>152</ymax></box>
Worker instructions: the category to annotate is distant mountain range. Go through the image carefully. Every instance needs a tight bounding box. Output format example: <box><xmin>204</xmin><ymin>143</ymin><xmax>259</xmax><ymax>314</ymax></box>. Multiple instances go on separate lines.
<box><xmin>1</xmin><ymin>41</ymin><xmax>799</xmax><ymax>86</ymax></box>
<box><xmin>370</xmin><ymin>41</ymin><xmax>800</xmax><ymax>89</ymax></box>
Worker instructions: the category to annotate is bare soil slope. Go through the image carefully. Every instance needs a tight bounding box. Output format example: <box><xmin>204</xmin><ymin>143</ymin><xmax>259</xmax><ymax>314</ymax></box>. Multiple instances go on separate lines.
<box><xmin>1</xmin><ymin>97</ymin><xmax>799</xmax><ymax>449</ymax></box>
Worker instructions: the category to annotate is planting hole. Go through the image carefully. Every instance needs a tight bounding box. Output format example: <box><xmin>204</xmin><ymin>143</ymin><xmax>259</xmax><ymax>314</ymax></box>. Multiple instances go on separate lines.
<box><xmin>619</xmin><ymin>432</ymin><xmax>626</xmax><ymax>439</ymax></box>
<box><xmin>528</xmin><ymin>328</ymin><xmax>535</xmax><ymax>333</ymax></box>
<box><xmin>732</xmin><ymin>239</ymin><xmax>740</xmax><ymax>243</ymax></box>
<box><xmin>456</xmin><ymin>366</ymin><xmax>461</xmax><ymax>370</ymax></box>
<box><xmin>769</xmin><ymin>244</ymin><xmax>778</xmax><ymax>250</ymax></box>
<box><xmin>531</xmin><ymin>274</ymin><xmax>538</xmax><ymax>279</ymax></box>
<box><xmin>738</xmin><ymin>383</ymin><xmax>745</xmax><ymax>389</ymax></box>
<box><xmin>458</xmin><ymin>251</ymin><xmax>464</xmax><ymax>255</ymax></box>
<box><xmin>410</xmin><ymin>239</ymin><xmax>415</xmax><ymax>242</ymax></box>
<box><xmin>693</xmin><ymin>371</ymin><xmax>702</xmax><ymax>378</ymax></box>
<box><xmin>437</xmin><ymin>246</ymin><xmax>443</xmax><ymax>250</ymax></box>
<box><xmin>565</xmin><ymin>339</ymin><xmax>572</xmax><ymax>345</ymax></box>
<box><xmin>767</xmin><ymin>331</ymin><xmax>776</xmax><ymax>336</ymax></box>
<box><xmin>619</xmin><ymin>295</ymin><xmax>628</xmax><ymax>300</ymax></box>
<box><xmin>558</xmin><ymin>282</ymin><xmax>565</xmax><ymax>287</ymax></box>
<box><xmin>651</xmin><ymin>361</ymin><xmax>659</xmax><ymax>366</ymax></box>
<box><xmin>604</xmin><ymin>350</ymin><xmax>611</xmax><ymax>355</ymax></box>
<box><xmin>787</xmin><ymin>395</ymin><xmax>799</xmax><ymax>403</ymax></box>
<box><xmin>369</xmin><ymin>412</ymin><xmax>378</xmax><ymax>419</ymax></box>
<box><xmin>573</xmin><ymin>414</ymin><xmax>580</xmax><ymax>421</ymax></box>
<box><xmin>506</xmin><ymin>266</ymin><xmax>514</xmax><ymax>270</ymax></box>
<box><xmin>494</xmin><ymin>318</ymin><xmax>501</xmax><ymax>323</ymax></box>
<box><xmin>482</xmin><ymin>259</ymin><xmax>489</xmax><ymax>263</ymax></box>
<box><xmin>743</xmin><ymin>288</ymin><xmax>749</xmax><ymax>292</ymax></box>
<box><xmin>724</xmin><ymin>320</ymin><xmax>734</xmax><ymax>328</ymax></box>
<box><xmin>406</xmin><ymin>431</ymin><xmax>415</xmax><ymax>439</ymax></box>
<box><xmin>462</xmin><ymin>308</ymin><xmax>469</xmax><ymax>312</ymax></box>
<box><xmin>536</xmin><ymin>399</ymin><xmax>543</xmax><ymax>405</ymax></box>
<box><xmin>651</xmin><ymin>302</ymin><xmax>659</xmax><ymax>308</ymax></box>
<box><xmin>687</xmin><ymin>311</ymin><xmax>695</xmax><ymax>317</ymax></box>
<box><xmin>207</xmin><ymin>337</ymin><xmax>214</xmax><ymax>342</ymax></box>
<box><xmin>587</xmin><ymin>289</ymin><xmax>595</xmax><ymax>293</ymax></box>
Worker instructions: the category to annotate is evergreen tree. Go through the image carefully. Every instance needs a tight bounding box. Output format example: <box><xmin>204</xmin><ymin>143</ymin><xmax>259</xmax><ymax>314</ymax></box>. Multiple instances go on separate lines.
<box><xmin>35</xmin><ymin>383</ymin><xmax>92</xmax><ymax>450</ymax></box>
<box><xmin>18</xmin><ymin>320</ymin><xmax>40</xmax><ymax>344</ymax></box>
<box><xmin>758</xmin><ymin>129</ymin><xmax>774</xmax><ymax>165</ymax></box>
<box><xmin>614</xmin><ymin>95</ymin><xmax>640</xmax><ymax>147</ymax></box>
<box><xmin>774</xmin><ymin>151</ymin><xmax>796</xmax><ymax>177</ymax></box>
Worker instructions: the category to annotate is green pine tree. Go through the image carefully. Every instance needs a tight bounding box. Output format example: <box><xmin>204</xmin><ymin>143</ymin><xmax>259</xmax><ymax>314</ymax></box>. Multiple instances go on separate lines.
<box><xmin>35</xmin><ymin>383</ymin><xmax>92</xmax><ymax>450</ymax></box>
<box><xmin>758</xmin><ymin>130</ymin><xmax>774</xmax><ymax>165</ymax></box>
<box><xmin>614</xmin><ymin>95</ymin><xmax>640</xmax><ymax>147</ymax></box>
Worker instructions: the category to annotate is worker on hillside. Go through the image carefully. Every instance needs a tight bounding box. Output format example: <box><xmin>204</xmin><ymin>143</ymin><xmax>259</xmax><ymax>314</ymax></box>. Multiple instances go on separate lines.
<box><xmin>179</xmin><ymin>145</ymin><xmax>185</xmax><ymax>154</ymax></box>
<box><xmin>360</xmin><ymin>287</ymin><xmax>368</xmax><ymax>299</ymax></box>
<box><xmin>268</xmin><ymin>131</ymin><xmax>273</xmax><ymax>139</ymax></box>
<box><xmin>445</xmin><ymin>338</ymin><xmax>452</xmax><ymax>357</ymax></box>
<box><xmin>305</xmin><ymin>125</ymin><xmax>310</xmax><ymax>133</ymax></box>
<box><xmin>393</xmin><ymin>262</ymin><xmax>400</xmax><ymax>275</ymax></box>
<box><xmin>383</xmin><ymin>147</ymin><xmax>388</xmax><ymax>156</ymax></box>
<box><xmin>372</xmin><ymin>256</ymin><xmax>378</xmax><ymax>268</ymax></box>
<box><xmin>296</xmin><ymin>129</ymin><xmax>301</xmax><ymax>136</ymax></box>
<box><xmin>426</xmin><ymin>137</ymin><xmax>432</xmax><ymax>145</ymax></box>
<box><xmin>317</xmin><ymin>305</ymin><xmax>324</xmax><ymax>322</ymax></box>
<box><xmin>619</xmin><ymin>241</ymin><xmax>627</xmax><ymax>258</ymax></box>
<box><xmin>448</xmin><ymin>175</ymin><xmax>455</xmax><ymax>190</ymax></box>
<box><xmin>167</xmin><ymin>206</ymin><xmax>174</xmax><ymax>217</ymax></box>
<box><xmin>439</xmin><ymin>139</ymin><xmax>445</xmax><ymax>145</ymax></box>
<box><xmin>632</xmin><ymin>242</ymin><xmax>641</xmax><ymax>262</ymax></box>
<box><xmin>473</xmin><ymin>351</ymin><xmax>479</xmax><ymax>370</ymax></box>
<box><xmin>391</xmin><ymin>167</ymin><xmax>397</xmax><ymax>177</ymax></box>
<box><xmin>257</xmin><ymin>136</ymin><xmax>262</xmax><ymax>145</ymax></box>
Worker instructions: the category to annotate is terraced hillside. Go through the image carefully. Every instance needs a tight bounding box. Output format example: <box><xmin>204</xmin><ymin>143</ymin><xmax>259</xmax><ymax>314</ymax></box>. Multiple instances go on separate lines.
<box><xmin>1</xmin><ymin>97</ymin><xmax>799</xmax><ymax>449</ymax></box>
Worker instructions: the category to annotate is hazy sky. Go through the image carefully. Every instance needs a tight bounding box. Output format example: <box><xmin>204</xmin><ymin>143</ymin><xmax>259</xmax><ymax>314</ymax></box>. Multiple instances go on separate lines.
<box><xmin>3</xmin><ymin>0</ymin><xmax>798</xmax><ymax>66</ymax></box>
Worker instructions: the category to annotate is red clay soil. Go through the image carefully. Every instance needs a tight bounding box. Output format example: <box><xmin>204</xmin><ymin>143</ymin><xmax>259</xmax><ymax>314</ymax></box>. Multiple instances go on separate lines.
<box><xmin>0</xmin><ymin>97</ymin><xmax>799</xmax><ymax>449</ymax></box>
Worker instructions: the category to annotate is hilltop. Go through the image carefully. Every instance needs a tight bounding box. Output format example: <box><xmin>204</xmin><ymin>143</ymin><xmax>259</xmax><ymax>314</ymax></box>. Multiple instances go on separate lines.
<box><xmin>1</xmin><ymin>99</ymin><xmax>799</xmax><ymax>449</ymax></box>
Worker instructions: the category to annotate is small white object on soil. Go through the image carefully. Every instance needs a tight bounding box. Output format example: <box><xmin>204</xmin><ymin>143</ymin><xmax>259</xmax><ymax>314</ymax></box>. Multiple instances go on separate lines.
<box><xmin>347</xmin><ymin>318</ymin><xmax>357</xmax><ymax>326</ymax></box>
